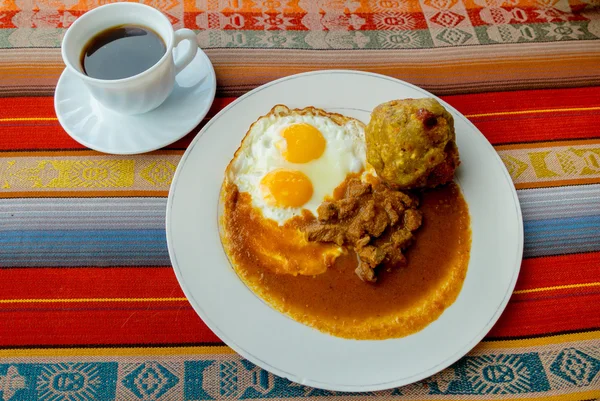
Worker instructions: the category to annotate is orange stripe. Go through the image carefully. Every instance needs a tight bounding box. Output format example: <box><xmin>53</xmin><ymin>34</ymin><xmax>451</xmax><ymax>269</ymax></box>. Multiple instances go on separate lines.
<box><xmin>514</xmin><ymin>177</ymin><xmax>600</xmax><ymax>190</ymax></box>
<box><xmin>464</xmin><ymin>106</ymin><xmax>600</xmax><ymax>119</ymax></box>
<box><xmin>0</xmin><ymin>191</ymin><xmax>170</xmax><ymax>198</ymax></box>
<box><xmin>0</xmin><ymin>117</ymin><xmax>58</xmax><ymax>122</ymax></box>
<box><xmin>495</xmin><ymin>138</ymin><xmax>600</xmax><ymax>150</ymax></box>
<box><xmin>4</xmin><ymin>104</ymin><xmax>600</xmax><ymax>125</ymax></box>
<box><xmin>0</xmin><ymin>297</ymin><xmax>188</xmax><ymax>304</ymax></box>
<box><xmin>514</xmin><ymin>282</ymin><xmax>600</xmax><ymax>295</ymax></box>
<box><xmin>480</xmin><ymin>330</ymin><xmax>600</xmax><ymax>348</ymax></box>
<box><xmin>2</xmin><ymin>284</ymin><xmax>596</xmax><ymax>303</ymax></box>
<box><xmin>0</xmin><ymin>346</ymin><xmax>236</xmax><ymax>357</ymax></box>
<box><xmin>3</xmin><ymin>55</ymin><xmax>599</xmax><ymax>83</ymax></box>
<box><xmin>2</xmin><ymin>55</ymin><xmax>598</xmax><ymax>73</ymax></box>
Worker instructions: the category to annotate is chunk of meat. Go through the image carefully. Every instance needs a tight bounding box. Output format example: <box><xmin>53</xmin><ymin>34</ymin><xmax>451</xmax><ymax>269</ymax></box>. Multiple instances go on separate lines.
<box><xmin>338</xmin><ymin>198</ymin><xmax>359</xmax><ymax>219</ymax></box>
<box><xmin>367</xmin><ymin>210</ymin><xmax>389</xmax><ymax>237</ymax></box>
<box><xmin>317</xmin><ymin>202</ymin><xmax>337</xmax><ymax>221</ymax></box>
<box><xmin>304</xmin><ymin>177</ymin><xmax>423</xmax><ymax>282</ymax></box>
<box><xmin>347</xmin><ymin>179</ymin><xmax>371</xmax><ymax>198</ymax></box>
<box><xmin>357</xmin><ymin>245</ymin><xmax>386</xmax><ymax>267</ymax></box>
<box><xmin>305</xmin><ymin>224</ymin><xmax>345</xmax><ymax>246</ymax></box>
<box><xmin>383</xmin><ymin>198</ymin><xmax>400</xmax><ymax>225</ymax></box>
<box><xmin>355</xmin><ymin>260</ymin><xmax>377</xmax><ymax>283</ymax></box>
<box><xmin>404</xmin><ymin>209</ymin><xmax>423</xmax><ymax>231</ymax></box>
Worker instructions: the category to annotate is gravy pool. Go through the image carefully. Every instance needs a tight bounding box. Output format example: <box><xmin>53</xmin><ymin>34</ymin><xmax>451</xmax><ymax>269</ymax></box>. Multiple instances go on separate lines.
<box><xmin>222</xmin><ymin>182</ymin><xmax>471</xmax><ymax>339</ymax></box>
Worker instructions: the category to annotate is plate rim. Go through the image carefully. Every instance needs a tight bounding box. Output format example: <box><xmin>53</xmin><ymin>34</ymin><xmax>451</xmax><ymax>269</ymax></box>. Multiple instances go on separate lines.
<box><xmin>54</xmin><ymin>48</ymin><xmax>217</xmax><ymax>155</ymax></box>
<box><xmin>166</xmin><ymin>69</ymin><xmax>524</xmax><ymax>391</ymax></box>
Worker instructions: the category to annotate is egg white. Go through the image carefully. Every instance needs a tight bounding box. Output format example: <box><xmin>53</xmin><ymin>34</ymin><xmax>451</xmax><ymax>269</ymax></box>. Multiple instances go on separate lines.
<box><xmin>228</xmin><ymin>110</ymin><xmax>366</xmax><ymax>225</ymax></box>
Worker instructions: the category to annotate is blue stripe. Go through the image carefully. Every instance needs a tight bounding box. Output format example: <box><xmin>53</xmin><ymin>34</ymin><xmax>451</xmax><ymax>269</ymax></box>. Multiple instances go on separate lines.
<box><xmin>0</xmin><ymin>229</ymin><xmax>166</xmax><ymax>243</ymax></box>
<box><xmin>524</xmin><ymin>215</ymin><xmax>600</xmax><ymax>230</ymax></box>
<box><xmin>523</xmin><ymin>215</ymin><xmax>600</xmax><ymax>258</ymax></box>
<box><xmin>2</xmin><ymin>196</ymin><xmax>600</xmax><ymax>266</ymax></box>
<box><xmin>0</xmin><ymin>230</ymin><xmax>169</xmax><ymax>267</ymax></box>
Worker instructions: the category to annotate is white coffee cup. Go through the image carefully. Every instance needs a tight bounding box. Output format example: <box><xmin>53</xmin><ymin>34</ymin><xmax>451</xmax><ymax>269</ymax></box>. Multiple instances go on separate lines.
<box><xmin>61</xmin><ymin>3</ymin><xmax>198</xmax><ymax>115</ymax></box>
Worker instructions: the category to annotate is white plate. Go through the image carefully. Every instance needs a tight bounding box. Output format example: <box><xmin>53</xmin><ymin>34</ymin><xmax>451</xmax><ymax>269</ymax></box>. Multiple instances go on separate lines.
<box><xmin>166</xmin><ymin>70</ymin><xmax>523</xmax><ymax>392</ymax></box>
<box><xmin>54</xmin><ymin>47</ymin><xmax>216</xmax><ymax>155</ymax></box>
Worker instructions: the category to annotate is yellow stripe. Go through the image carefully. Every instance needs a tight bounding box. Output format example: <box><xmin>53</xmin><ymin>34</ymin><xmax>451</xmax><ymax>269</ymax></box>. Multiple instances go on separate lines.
<box><xmin>0</xmin><ymin>117</ymin><xmax>58</xmax><ymax>122</ymax></box>
<box><xmin>465</xmin><ymin>106</ymin><xmax>600</xmax><ymax>118</ymax></box>
<box><xmin>479</xmin><ymin>330</ymin><xmax>600</xmax><ymax>349</ymax></box>
<box><xmin>0</xmin><ymin>297</ymin><xmax>188</xmax><ymax>304</ymax></box>
<box><xmin>514</xmin><ymin>282</ymin><xmax>600</xmax><ymax>295</ymax></box>
<box><xmin>5</xmin><ymin>282</ymin><xmax>596</xmax><ymax>304</ymax></box>
<box><xmin>0</xmin><ymin>346</ymin><xmax>235</xmax><ymax>357</ymax></box>
<box><xmin>2</xmin><ymin>106</ymin><xmax>600</xmax><ymax>122</ymax></box>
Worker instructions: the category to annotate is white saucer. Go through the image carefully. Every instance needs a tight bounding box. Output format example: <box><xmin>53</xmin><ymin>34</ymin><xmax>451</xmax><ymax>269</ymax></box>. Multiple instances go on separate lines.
<box><xmin>54</xmin><ymin>47</ymin><xmax>216</xmax><ymax>155</ymax></box>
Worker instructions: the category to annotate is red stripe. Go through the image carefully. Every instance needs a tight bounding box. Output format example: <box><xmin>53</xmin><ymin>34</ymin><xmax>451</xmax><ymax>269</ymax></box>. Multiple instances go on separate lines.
<box><xmin>0</xmin><ymin>97</ymin><xmax>235</xmax><ymax>151</ymax></box>
<box><xmin>0</xmin><ymin>97</ymin><xmax>57</xmax><ymax>119</ymax></box>
<box><xmin>1</xmin><ymin>250</ymin><xmax>600</xmax><ymax>345</ymax></box>
<box><xmin>488</xmin><ymin>291</ymin><xmax>600</xmax><ymax>338</ymax></box>
<box><xmin>488</xmin><ymin>252</ymin><xmax>600</xmax><ymax>338</ymax></box>
<box><xmin>182</xmin><ymin>12</ymin><xmax>431</xmax><ymax>31</ymax></box>
<box><xmin>2</xmin><ymin>88</ymin><xmax>600</xmax><ymax>150</ymax></box>
<box><xmin>0</xmin><ymin>307</ymin><xmax>221</xmax><ymax>346</ymax></box>
<box><xmin>441</xmin><ymin>86</ymin><xmax>600</xmax><ymax>144</ymax></box>
<box><xmin>3</xmin><ymin>253</ymin><xmax>597</xmax><ymax>301</ymax></box>
<box><xmin>515</xmin><ymin>252</ymin><xmax>600</xmax><ymax>292</ymax></box>
<box><xmin>3</xmin><ymin>10</ymin><xmax>588</xmax><ymax>31</ymax></box>
<box><xmin>465</xmin><ymin>7</ymin><xmax>589</xmax><ymax>27</ymax></box>
<box><xmin>0</xmin><ymin>267</ymin><xmax>184</xmax><ymax>299</ymax></box>
<box><xmin>442</xmin><ymin>85</ymin><xmax>600</xmax><ymax>115</ymax></box>
<box><xmin>463</xmin><ymin>112</ymin><xmax>600</xmax><ymax>145</ymax></box>
<box><xmin>2</xmin><ymin>290</ymin><xmax>598</xmax><ymax>346</ymax></box>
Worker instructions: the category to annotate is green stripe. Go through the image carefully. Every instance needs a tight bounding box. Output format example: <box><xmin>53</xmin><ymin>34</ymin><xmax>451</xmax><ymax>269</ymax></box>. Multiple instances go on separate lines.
<box><xmin>474</xmin><ymin>21</ymin><xmax>600</xmax><ymax>44</ymax></box>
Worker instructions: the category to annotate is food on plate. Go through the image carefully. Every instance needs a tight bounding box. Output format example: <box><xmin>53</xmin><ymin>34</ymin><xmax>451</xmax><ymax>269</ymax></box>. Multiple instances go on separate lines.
<box><xmin>220</xmin><ymin>101</ymin><xmax>471</xmax><ymax>340</ymax></box>
<box><xmin>366</xmin><ymin>98</ymin><xmax>460</xmax><ymax>189</ymax></box>
<box><xmin>304</xmin><ymin>177</ymin><xmax>422</xmax><ymax>283</ymax></box>
<box><xmin>221</xmin><ymin>105</ymin><xmax>366</xmax><ymax>276</ymax></box>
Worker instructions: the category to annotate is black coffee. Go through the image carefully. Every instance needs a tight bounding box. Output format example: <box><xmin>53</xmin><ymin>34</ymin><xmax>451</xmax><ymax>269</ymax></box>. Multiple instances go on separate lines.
<box><xmin>81</xmin><ymin>24</ymin><xmax>166</xmax><ymax>80</ymax></box>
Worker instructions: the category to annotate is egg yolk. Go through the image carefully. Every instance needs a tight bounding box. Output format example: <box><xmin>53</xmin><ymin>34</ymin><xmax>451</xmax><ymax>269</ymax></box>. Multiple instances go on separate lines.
<box><xmin>261</xmin><ymin>169</ymin><xmax>313</xmax><ymax>208</ymax></box>
<box><xmin>280</xmin><ymin>123</ymin><xmax>326</xmax><ymax>163</ymax></box>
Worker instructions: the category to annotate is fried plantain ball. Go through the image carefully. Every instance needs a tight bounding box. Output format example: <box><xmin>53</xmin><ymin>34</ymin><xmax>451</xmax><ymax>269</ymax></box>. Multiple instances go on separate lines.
<box><xmin>366</xmin><ymin>98</ymin><xmax>460</xmax><ymax>189</ymax></box>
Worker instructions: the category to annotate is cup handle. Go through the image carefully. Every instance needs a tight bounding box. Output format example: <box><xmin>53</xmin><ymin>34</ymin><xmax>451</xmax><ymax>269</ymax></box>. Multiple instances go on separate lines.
<box><xmin>173</xmin><ymin>29</ymin><xmax>199</xmax><ymax>74</ymax></box>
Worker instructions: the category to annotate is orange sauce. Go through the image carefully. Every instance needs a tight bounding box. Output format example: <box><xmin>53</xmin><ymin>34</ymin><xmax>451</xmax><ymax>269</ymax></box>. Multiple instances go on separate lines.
<box><xmin>221</xmin><ymin>182</ymin><xmax>471</xmax><ymax>339</ymax></box>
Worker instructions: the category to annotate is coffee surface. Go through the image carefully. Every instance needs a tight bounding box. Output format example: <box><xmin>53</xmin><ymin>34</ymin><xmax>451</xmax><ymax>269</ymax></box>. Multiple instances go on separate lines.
<box><xmin>81</xmin><ymin>25</ymin><xmax>166</xmax><ymax>80</ymax></box>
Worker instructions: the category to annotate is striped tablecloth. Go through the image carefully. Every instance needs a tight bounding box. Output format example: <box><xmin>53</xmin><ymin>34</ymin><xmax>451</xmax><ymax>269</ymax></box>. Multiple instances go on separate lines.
<box><xmin>1</xmin><ymin>1</ymin><xmax>600</xmax><ymax>400</ymax></box>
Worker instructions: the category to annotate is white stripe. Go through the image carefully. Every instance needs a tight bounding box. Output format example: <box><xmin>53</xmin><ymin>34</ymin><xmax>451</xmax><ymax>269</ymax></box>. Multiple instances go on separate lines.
<box><xmin>517</xmin><ymin>184</ymin><xmax>600</xmax><ymax>221</ymax></box>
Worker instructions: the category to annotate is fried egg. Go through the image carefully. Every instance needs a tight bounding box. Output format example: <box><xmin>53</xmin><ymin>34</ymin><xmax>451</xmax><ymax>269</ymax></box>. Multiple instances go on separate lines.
<box><xmin>221</xmin><ymin>105</ymin><xmax>366</xmax><ymax>276</ymax></box>
<box><xmin>227</xmin><ymin>105</ymin><xmax>366</xmax><ymax>225</ymax></box>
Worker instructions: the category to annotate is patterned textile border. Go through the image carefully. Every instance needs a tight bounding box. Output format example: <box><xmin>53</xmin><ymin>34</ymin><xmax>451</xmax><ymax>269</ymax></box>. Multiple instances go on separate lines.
<box><xmin>1</xmin><ymin>1</ymin><xmax>600</xmax><ymax>95</ymax></box>
<box><xmin>2</xmin><ymin>0</ymin><xmax>600</xmax><ymax>46</ymax></box>
<box><xmin>2</xmin><ymin>139</ymin><xmax>600</xmax><ymax>198</ymax></box>
<box><xmin>496</xmin><ymin>139</ymin><xmax>600</xmax><ymax>189</ymax></box>
<box><xmin>2</xmin><ymin>23</ymin><xmax>600</xmax><ymax>48</ymax></box>
<box><xmin>0</xmin><ymin>151</ymin><xmax>179</xmax><ymax>197</ymax></box>
<box><xmin>1</xmin><ymin>332</ymin><xmax>599</xmax><ymax>400</ymax></box>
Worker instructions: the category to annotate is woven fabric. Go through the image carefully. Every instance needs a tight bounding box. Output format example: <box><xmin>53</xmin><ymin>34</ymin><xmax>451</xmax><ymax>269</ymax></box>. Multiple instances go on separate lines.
<box><xmin>1</xmin><ymin>88</ymin><xmax>599</xmax><ymax>400</ymax></box>
<box><xmin>1</xmin><ymin>0</ymin><xmax>600</xmax><ymax>399</ymax></box>
<box><xmin>1</xmin><ymin>0</ymin><xmax>600</xmax><ymax>96</ymax></box>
